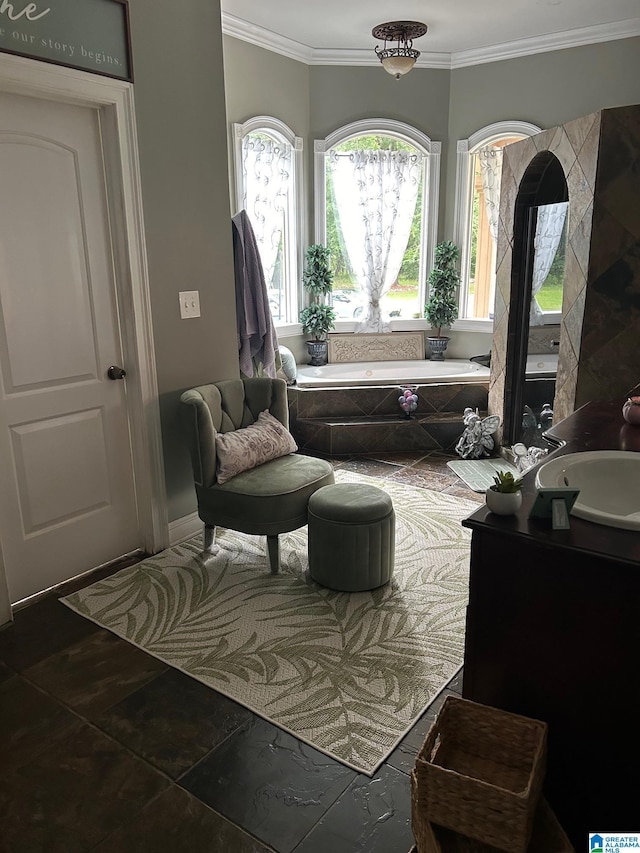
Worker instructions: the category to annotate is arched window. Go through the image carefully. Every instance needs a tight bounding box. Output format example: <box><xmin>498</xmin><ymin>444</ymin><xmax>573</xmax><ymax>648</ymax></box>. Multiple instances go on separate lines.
<box><xmin>454</xmin><ymin>121</ymin><xmax>542</xmax><ymax>327</ymax></box>
<box><xmin>315</xmin><ymin>119</ymin><xmax>441</xmax><ymax>331</ymax></box>
<box><xmin>232</xmin><ymin>117</ymin><xmax>303</xmax><ymax>325</ymax></box>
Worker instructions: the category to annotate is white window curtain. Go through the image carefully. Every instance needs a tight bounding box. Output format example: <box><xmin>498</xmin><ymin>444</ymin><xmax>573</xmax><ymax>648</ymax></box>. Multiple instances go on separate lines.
<box><xmin>530</xmin><ymin>202</ymin><xmax>568</xmax><ymax>325</ymax></box>
<box><xmin>241</xmin><ymin>134</ymin><xmax>291</xmax><ymax>287</ymax></box>
<box><xmin>329</xmin><ymin>149</ymin><xmax>421</xmax><ymax>332</ymax></box>
<box><xmin>477</xmin><ymin>146</ymin><xmax>503</xmax><ymax>243</ymax></box>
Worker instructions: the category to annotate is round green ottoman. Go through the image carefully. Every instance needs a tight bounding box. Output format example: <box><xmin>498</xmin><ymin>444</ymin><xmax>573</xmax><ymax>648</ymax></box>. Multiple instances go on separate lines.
<box><xmin>307</xmin><ymin>483</ymin><xmax>395</xmax><ymax>591</ymax></box>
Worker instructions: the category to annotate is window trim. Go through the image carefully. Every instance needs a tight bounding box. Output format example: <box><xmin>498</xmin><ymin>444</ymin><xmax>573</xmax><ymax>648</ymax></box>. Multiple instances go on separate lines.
<box><xmin>232</xmin><ymin>116</ymin><xmax>304</xmax><ymax>326</ymax></box>
<box><xmin>453</xmin><ymin>121</ymin><xmax>542</xmax><ymax>331</ymax></box>
<box><xmin>314</xmin><ymin>118</ymin><xmax>441</xmax><ymax>327</ymax></box>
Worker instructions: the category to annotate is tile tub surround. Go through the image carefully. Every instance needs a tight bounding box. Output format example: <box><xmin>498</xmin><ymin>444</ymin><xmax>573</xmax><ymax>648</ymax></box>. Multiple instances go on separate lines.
<box><xmin>491</xmin><ymin>104</ymin><xmax>640</xmax><ymax>437</ymax></box>
<box><xmin>288</xmin><ymin>381</ymin><xmax>490</xmax><ymax>456</ymax></box>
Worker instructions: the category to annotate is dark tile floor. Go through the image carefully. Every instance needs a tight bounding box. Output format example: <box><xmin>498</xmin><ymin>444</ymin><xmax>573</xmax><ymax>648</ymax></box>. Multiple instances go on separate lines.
<box><xmin>0</xmin><ymin>452</ymin><xmax>481</xmax><ymax>853</ymax></box>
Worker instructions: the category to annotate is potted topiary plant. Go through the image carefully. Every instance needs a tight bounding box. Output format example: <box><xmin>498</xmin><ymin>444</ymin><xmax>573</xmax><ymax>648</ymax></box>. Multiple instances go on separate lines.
<box><xmin>424</xmin><ymin>240</ymin><xmax>460</xmax><ymax>361</ymax></box>
<box><xmin>486</xmin><ymin>470</ymin><xmax>524</xmax><ymax>515</ymax></box>
<box><xmin>299</xmin><ymin>244</ymin><xmax>336</xmax><ymax>366</ymax></box>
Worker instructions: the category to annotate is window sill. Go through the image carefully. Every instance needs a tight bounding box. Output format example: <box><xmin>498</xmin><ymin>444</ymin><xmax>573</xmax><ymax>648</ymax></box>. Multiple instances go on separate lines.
<box><xmin>389</xmin><ymin>318</ymin><xmax>429</xmax><ymax>331</ymax></box>
<box><xmin>275</xmin><ymin>317</ymin><xmax>561</xmax><ymax>337</ymax></box>
<box><xmin>331</xmin><ymin>319</ymin><xmax>429</xmax><ymax>334</ymax></box>
<box><xmin>454</xmin><ymin>318</ymin><xmax>494</xmax><ymax>333</ymax></box>
<box><xmin>274</xmin><ymin>322</ymin><xmax>303</xmax><ymax>338</ymax></box>
<box><xmin>454</xmin><ymin>313</ymin><xmax>560</xmax><ymax>333</ymax></box>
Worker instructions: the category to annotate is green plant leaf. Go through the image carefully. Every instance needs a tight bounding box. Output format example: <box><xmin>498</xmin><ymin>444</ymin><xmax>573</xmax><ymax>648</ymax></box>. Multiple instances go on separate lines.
<box><xmin>424</xmin><ymin>240</ymin><xmax>460</xmax><ymax>334</ymax></box>
<box><xmin>491</xmin><ymin>470</ymin><xmax>523</xmax><ymax>492</ymax></box>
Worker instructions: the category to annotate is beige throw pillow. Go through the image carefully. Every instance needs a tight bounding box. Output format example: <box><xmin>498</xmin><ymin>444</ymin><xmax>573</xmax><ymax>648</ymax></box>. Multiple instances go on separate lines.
<box><xmin>215</xmin><ymin>410</ymin><xmax>298</xmax><ymax>484</ymax></box>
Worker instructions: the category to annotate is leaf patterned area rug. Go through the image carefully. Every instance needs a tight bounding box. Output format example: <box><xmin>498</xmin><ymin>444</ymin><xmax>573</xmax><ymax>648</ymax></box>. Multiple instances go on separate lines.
<box><xmin>62</xmin><ymin>471</ymin><xmax>477</xmax><ymax>776</ymax></box>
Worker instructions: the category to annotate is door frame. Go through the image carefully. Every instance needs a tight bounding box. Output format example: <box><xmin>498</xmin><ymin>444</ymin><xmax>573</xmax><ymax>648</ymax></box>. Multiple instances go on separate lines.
<box><xmin>0</xmin><ymin>52</ymin><xmax>168</xmax><ymax>624</ymax></box>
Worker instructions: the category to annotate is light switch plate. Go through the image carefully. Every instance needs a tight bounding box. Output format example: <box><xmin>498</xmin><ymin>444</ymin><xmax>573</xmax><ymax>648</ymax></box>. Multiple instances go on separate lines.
<box><xmin>179</xmin><ymin>290</ymin><xmax>200</xmax><ymax>319</ymax></box>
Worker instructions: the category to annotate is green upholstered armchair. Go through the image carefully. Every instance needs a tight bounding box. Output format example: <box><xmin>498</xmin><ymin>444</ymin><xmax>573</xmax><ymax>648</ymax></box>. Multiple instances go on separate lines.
<box><xmin>179</xmin><ymin>377</ymin><xmax>334</xmax><ymax>573</ymax></box>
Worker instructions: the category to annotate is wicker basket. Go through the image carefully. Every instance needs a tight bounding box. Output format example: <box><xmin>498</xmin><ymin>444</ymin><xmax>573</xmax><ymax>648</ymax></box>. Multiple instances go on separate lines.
<box><xmin>410</xmin><ymin>773</ymin><xmax>573</xmax><ymax>852</ymax></box>
<box><xmin>413</xmin><ymin>696</ymin><xmax>547</xmax><ymax>853</ymax></box>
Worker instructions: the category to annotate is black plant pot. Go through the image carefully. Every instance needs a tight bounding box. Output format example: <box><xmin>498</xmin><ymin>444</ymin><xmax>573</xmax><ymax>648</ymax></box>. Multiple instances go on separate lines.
<box><xmin>306</xmin><ymin>340</ymin><xmax>328</xmax><ymax>366</ymax></box>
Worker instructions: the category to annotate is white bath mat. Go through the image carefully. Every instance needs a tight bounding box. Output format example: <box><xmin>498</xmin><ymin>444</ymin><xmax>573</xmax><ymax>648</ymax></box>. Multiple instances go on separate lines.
<box><xmin>447</xmin><ymin>458</ymin><xmax>521</xmax><ymax>493</ymax></box>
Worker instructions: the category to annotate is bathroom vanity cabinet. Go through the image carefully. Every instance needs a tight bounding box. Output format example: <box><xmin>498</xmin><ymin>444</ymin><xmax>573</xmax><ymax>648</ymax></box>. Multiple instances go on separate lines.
<box><xmin>462</xmin><ymin>391</ymin><xmax>640</xmax><ymax>845</ymax></box>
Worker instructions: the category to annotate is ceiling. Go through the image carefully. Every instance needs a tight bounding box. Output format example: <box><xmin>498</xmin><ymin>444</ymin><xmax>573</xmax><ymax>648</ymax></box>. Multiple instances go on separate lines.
<box><xmin>221</xmin><ymin>0</ymin><xmax>640</xmax><ymax>68</ymax></box>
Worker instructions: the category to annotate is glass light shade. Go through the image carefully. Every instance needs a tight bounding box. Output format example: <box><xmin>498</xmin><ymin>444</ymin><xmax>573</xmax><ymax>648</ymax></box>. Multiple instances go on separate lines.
<box><xmin>381</xmin><ymin>54</ymin><xmax>416</xmax><ymax>78</ymax></box>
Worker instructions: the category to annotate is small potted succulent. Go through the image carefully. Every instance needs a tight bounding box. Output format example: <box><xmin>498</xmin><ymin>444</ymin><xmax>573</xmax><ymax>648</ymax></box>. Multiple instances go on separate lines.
<box><xmin>486</xmin><ymin>470</ymin><xmax>524</xmax><ymax>515</ymax></box>
<box><xmin>299</xmin><ymin>244</ymin><xmax>336</xmax><ymax>366</ymax></box>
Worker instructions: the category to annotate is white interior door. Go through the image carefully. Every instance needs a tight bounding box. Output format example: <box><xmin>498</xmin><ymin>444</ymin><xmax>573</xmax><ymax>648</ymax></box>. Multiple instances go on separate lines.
<box><xmin>0</xmin><ymin>90</ymin><xmax>141</xmax><ymax>604</ymax></box>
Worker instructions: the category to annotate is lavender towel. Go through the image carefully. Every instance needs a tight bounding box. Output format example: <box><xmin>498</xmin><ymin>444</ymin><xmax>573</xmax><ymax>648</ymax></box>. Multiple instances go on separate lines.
<box><xmin>231</xmin><ymin>210</ymin><xmax>280</xmax><ymax>378</ymax></box>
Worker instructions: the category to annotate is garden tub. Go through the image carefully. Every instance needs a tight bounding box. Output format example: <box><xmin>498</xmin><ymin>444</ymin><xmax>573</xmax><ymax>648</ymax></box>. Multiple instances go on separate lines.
<box><xmin>295</xmin><ymin>359</ymin><xmax>491</xmax><ymax>388</ymax></box>
<box><xmin>295</xmin><ymin>354</ymin><xmax>558</xmax><ymax>388</ymax></box>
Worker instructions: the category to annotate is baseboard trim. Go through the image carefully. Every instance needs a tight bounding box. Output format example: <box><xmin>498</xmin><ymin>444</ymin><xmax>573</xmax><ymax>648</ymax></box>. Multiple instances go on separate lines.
<box><xmin>169</xmin><ymin>512</ymin><xmax>201</xmax><ymax>546</ymax></box>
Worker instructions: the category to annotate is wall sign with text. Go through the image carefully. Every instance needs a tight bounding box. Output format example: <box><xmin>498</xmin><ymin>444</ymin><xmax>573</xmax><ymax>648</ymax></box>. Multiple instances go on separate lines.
<box><xmin>0</xmin><ymin>0</ymin><xmax>132</xmax><ymax>81</ymax></box>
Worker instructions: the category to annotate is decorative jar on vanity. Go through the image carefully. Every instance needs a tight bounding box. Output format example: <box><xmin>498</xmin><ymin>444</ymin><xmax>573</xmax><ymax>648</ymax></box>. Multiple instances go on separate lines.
<box><xmin>622</xmin><ymin>395</ymin><xmax>640</xmax><ymax>425</ymax></box>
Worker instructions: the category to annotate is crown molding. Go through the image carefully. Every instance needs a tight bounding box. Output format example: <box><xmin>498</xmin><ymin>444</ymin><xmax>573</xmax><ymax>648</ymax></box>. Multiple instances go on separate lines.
<box><xmin>450</xmin><ymin>17</ymin><xmax>640</xmax><ymax>68</ymax></box>
<box><xmin>222</xmin><ymin>14</ymin><xmax>451</xmax><ymax>68</ymax></box>
<box><xmin>222</xmin><ymin>13</ymin><xmax>313</xmax><ymax>62</ymax></box>
<box><xmin>222</xmin><ymin>12</ymin><xmax>640</xmax><ymax>70</ymax></box>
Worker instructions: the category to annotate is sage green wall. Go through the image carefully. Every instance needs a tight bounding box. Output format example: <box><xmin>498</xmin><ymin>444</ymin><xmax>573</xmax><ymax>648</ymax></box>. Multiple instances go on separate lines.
<box><xmin>222</xmin><ymin>37</ymin><xmax>310</xmax><ymax>235</ymax></box>
<box><xmin>309</xmin><ymin>66</ymin><xmax>451</xmax><ymax>237</ymax></box>
<box><xmin>128</xmin><ymin>0</ymin><xmax>238</xmax><ymax>522</ymax></box>
<box><xmin>445</xmin><ymin>36</ymin><xmax>640</xmax><ymax>235</ymax></box>
<box><xmin>309</xmin><ymin>65</ymin><xmax>451</xmax><ymax>142</ymax></box>
<box><xmin>445</xmin><ymin>37</ymin><xmax>640</xmax><ymax>356</ymax></box>
<box><xmin>221</xmin><ymin>37</ymin><xmax>640</xmax><ymax>367</ymax></box>
<box><xmin>223</xmin><ymin>37</ymin><xmax>310</xmax><ymax>134</ymax></box>
<box><xmin>223</xmin><ymin>35</ymin><xmax>640</xmax><ymax>255</ymax></box>
<box><xmin>450</xmin><ymin>37</ymin><xmax>640</xmax><ymax>139</ymax></box>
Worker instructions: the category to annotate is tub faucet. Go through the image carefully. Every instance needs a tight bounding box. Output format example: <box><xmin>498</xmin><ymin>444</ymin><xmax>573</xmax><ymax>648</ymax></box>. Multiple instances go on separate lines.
<box><xmin>550</xmin><ymin>340</ymin><xmax>560</xmax><ymax>347</ymax></box>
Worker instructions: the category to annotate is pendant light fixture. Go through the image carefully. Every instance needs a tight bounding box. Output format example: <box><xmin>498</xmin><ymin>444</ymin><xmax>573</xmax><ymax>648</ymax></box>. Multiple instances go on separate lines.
<box><xmin>372</xmin><ymin>20</ymin><xmax>428</xmax><ymax>79</ymax></box>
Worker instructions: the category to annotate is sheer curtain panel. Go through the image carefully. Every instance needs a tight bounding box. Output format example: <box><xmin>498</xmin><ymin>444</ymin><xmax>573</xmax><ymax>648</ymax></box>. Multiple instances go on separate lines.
<box><xmin>329</xmin><ymin>149</ymin><xmax>421</xmax><ymax>332</ymax></box>
<box><xmin>242</xmin><ymin>134</ymin><xmax>291</xmax><ymax>288</ymax></box>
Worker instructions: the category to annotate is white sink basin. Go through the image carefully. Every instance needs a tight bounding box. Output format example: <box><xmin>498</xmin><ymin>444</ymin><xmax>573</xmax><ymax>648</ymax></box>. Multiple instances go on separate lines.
<box><xmin>534</xmin><ymin>450</ymin><xmax>640</xmax><ymax>530</ymax></box>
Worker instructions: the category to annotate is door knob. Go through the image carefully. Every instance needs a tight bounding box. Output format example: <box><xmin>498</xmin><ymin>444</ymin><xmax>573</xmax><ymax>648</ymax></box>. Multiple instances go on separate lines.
<box><xmin>107</xmin><ymin>365</ymin><xmax>127</xmax><ymax>380</ymax></box>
